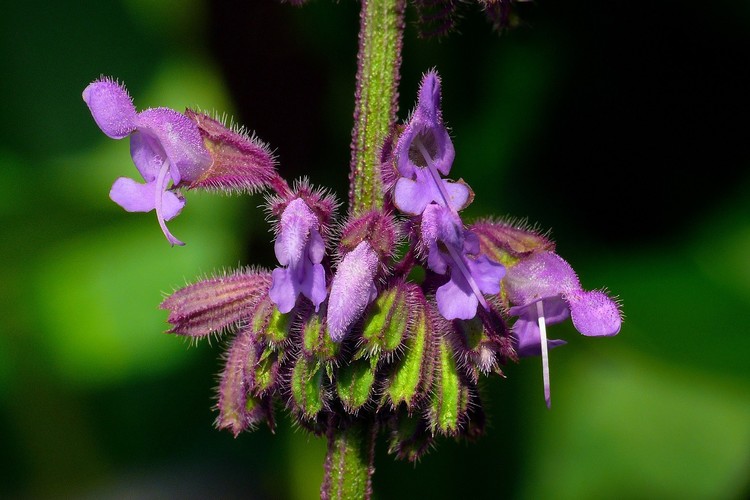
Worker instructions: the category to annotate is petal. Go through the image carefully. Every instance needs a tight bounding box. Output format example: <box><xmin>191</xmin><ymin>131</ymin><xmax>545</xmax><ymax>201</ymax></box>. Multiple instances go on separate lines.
<box><xmin>435</xmin><ymin>271</ymin><xmax>478</xmax><ymax>320</ymax></box>
<box><xmin>300</xmin><ymin>262</ymin><xmax>327</xmax><ymax>312</ymax></box>
<box><xmin>307</xmin><ymin>228</ymin><xmax>326</xmax><ymax>265</ymax></box>
<box><xmin>393</xmin><ymin>177</ymin><xmax>433</xmax><ymax>215</ymax></box>
<box><xmin>567</xmin><ymin>289</ymin><xmax>622</xmax><ymax>337</ymax></box>
<box><xmin>509</xmin><ymin>296</ymin><xmax>570</xmax><ymax>326</ymax></box>
<box><xmin>109</xmin><ymin>177</ymin><xmax>156</xmax><ymax>213</ymax></box>
<box><xmin>269</xmin><ymin>267</ymin><xmax>298</xmax><ymax>314</ymax></box>
<box><xmin>421</xmin><ymin>204</ymin><xmax>462</xmax><ymax>249</ymax></box>
<box><xmin>511</xmin><ymin>304</ymin><xmax>566</xmax><ymax>357</ymax></box>
<box><xmin>465</xmin><ymin>254</ymin><xmax>505</xmax><ymax>296</ymax></box>
<box><xmin>134</xmin><ymin>108</ymin><xmax>211</xmax><ymax>184</ymax></box>
<box><xmin>426</xmin><ymin>242</ymin><xmax>448</xmax><ymax>275</ymax></box>
<box><xmin>274</xmin><ymin>198</ymin><xmax>317</xmax><ymax>266</ymax></box>
<box><xmin>82</xmin><ymin>78</ymin><xmax>137</xmax><ymax>139</ymax></box>
<box><xmin>442</xmin><ymin>179</ymin><xmax>471</xmax><ymax>211</ymax></box>
<box><xmin>160</xmin><ymin>190</ymin><xmax>186</xmax><ymax>221</ymax></box>
<box><xmin>511</xmin><ymin>311</ymin><xmax>567</xmax><ymax>357</ymax></box>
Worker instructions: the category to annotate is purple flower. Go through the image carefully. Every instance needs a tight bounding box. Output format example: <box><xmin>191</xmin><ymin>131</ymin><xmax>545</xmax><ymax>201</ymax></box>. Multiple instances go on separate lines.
<box><xmin>393</xmin><ymin>71</ymin><xmax>471</xmax><ymax>215</ymax></box>
<box><xmin>421</xmin><ymin>204</ymin><xmax>505</xmax><ymax>320</ymax></box>
<box><xmin>269</xmin><ymin>198</ymin><xmax>327</xmax><ymax>314</ymax></box>
<box><xmin>83</xmin><ymin>77</ymin><xmax>211</xmax><ymax>246</ymax></box>
<box><xmin>504</xmin><ymin>251</ymin><xmax>622</xmax><ymax>406</ymax></box>
<box><xmin>327</xmin><ymin>240</ymin><xmax>379</xmax><ymax>342</ymax></box>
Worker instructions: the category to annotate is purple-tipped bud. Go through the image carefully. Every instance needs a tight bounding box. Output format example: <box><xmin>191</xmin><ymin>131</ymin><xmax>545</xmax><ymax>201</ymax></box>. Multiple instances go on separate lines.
<box><xmin>327</xmin><ymin>241</ymin><xmax>380</xmax><ymax>342</ymax></box>
<box><xmin>185</xmin><ymin>110</ymin><xmax>283</xmax><ymax>195</ymax></box>
<box><xmin>216</xmin><ymin>328</ymin><xmax>274</xmax><ymax>436</ymax></box>
<box><xmin>161</xmin><ymin>270</ymin><xmax>271</xmax><ymax>337</ymax></box>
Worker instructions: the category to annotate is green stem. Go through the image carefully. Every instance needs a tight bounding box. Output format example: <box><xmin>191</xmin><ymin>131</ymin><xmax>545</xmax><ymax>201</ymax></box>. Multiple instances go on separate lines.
<box><xmin>349</xmin><ymin>0</ymin><xmax>405</xmax><ymax>215</ymax></box>
<box><xmin>321</xmin><ymin>419</ymin><xmax>378</xmax><ymax>500</ymax></box>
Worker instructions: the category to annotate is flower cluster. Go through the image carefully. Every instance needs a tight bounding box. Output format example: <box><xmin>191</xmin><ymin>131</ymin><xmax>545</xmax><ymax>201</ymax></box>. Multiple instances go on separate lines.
<box><xmin>84</xmin><ymin>69</ymin><xmax>621</xmax><ymax>461</ymax></box>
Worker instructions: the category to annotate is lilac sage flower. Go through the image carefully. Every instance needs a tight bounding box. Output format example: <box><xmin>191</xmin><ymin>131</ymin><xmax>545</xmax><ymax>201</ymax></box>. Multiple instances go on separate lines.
<box><xmin>269</xmin><ymin>198</ymin><xmax>327</xmax><ymax>314</ymax></box>
<box><xmin>83</xmin><ymin>77</ymin><xmax>211</xmax><ymax>246</ymax></box>
<box><xmin>393</xmin><ymin>71</ymin><xmax>471</xmax><ymax>215</ymax></box>
<box><xmin>421</xmin><ymin>204</ymin><xmax>505</xmax><ymax>320</ymax></box>
<box><xmin>504</xmin><ymin>250</ymin><xmax>622</xmax><ymax>406</ymax></box>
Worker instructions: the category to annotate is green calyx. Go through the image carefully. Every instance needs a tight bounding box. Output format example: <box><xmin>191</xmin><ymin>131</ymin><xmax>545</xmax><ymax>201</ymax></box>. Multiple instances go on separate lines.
<box><xmin>291</xmin><ymin>357</ymin><xmax>326</xmax><ymax>420</ymax></box>
<box><xmin>382</xmin><ymin>294</ymin><xmax>430</xmax><ymax>409</ymax></box>
<box><xmin>337</xmin><ymin>357</ymin><xmax>377</xmax><ymax>413</ymax></box>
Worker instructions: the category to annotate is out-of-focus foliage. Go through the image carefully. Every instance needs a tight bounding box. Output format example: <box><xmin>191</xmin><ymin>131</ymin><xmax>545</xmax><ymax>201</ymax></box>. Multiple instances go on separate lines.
<box><xmin>1</xmin><ymin>0</ymin><xmax>748</xmax><ymax>499</ymax></box>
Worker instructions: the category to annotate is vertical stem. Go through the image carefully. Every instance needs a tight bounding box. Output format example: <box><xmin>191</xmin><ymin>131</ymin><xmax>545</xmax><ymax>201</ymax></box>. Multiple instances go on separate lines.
<box><xmin>321</xmin><ymin>419</ymin><xmax>378</xmax><ymax>500</ymax></box>
<box><xmin>349</xmin><ymin>0</ymin><xmax>406</xmax><ymax>215</ymax></box>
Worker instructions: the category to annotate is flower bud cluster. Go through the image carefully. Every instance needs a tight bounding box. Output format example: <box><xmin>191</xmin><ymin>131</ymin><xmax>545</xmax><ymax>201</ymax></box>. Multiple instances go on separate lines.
<box><xmin>85</xmin><ymin>69</ymin><xmax>621</xmax><ymax>463</ymax></box>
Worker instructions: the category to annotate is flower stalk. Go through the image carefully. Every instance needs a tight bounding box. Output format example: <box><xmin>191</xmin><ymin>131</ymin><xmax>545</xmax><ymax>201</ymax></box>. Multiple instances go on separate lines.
<box><xmin>349</xmin><ymin>0</ymin><xmax>406</xmax><ymax>214</ymax></box>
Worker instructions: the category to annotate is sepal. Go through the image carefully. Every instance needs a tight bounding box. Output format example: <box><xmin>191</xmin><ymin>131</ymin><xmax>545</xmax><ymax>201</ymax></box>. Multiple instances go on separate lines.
<box><xmin>161</xmin><ymin>270</ymin><xmax>271</xmax><ymax>338</ymax></box>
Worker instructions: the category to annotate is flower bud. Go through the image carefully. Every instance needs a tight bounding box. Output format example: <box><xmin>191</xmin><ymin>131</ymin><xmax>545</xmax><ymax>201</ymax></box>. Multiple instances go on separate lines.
<box><xmin>250</xmin><ymin>294</ymin><xmax>292</xmax><ymax>347</ymax></box>
<box><xmin>301</xmin><ymin>310</ymin><xmax>340</xmax><ymax>362</ymax></box>
<box><xmin>336</xmin><ymin>357</ymin><xmax>377</xmax><ymax>414</ymax></box>
<box><xmin>290</xmin><ymin>356</ymin><xmax>328</xmax><ymax>420</ymax></box>
<box><xmin>358</xmin><ymin>281</ymin><xmax>413</xmax><ymax>361</ymax></box>
<box><xmin>216</xmin><ymin>328</ymin><xmax>274</xmax><ymax>436</ymax></box>
<box><xmin>381</xmin><ymin>289</ymin><xmax>433</xmax><ymax>410</ymax></box>
<box><xmin>426</xmin><ymin>333</ymin><xmax>470</xmax><ymax>436</ymax></box>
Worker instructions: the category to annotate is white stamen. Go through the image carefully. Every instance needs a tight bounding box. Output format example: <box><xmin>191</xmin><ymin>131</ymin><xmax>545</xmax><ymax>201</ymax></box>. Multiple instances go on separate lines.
<box><xmin>415</xmin><ymin>137</ymin><xmax>454</xmax><ymax>209</ymax></box>
<box><xmin>537</xmin><ymin>300</ymin><xmax>551</xmax><ymax>408</ymax></box>
<box><xmin>154</xmin><ymin>159</ymin><xmax>184</xmax><ymax>246</ymax></box>
<box><xmin>446</xmin><ymin>243</ymin><xmax>489</xmax><ymax>311</ymax></box>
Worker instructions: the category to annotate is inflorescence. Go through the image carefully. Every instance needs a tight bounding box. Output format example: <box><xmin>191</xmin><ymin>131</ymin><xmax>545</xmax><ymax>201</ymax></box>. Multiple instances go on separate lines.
<box><xmin>83</xmin><ymin>68</ymin><xmax>621</xmax><ymax>463</ymax></box>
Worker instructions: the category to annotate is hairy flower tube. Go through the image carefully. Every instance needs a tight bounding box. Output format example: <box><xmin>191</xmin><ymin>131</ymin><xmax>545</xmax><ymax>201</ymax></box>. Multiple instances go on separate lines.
<box><xmin>83</xmin><ymin>78</ymin><xmax>211</xmax><ymax>245</ymax></box>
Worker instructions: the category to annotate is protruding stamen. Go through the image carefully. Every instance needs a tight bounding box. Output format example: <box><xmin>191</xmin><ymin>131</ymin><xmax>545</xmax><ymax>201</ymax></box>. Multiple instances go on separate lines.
<box><xmin>154</xmin><ymin>159</ymin><xmax>184</xmax><ymax>246</ymax></box>
<box><xmin>446</xmin><ymin>243</ymin><xmax>489</xmax><ymax>311</ymax></box>
<box><xmin>536</xmin><ymin>300</ymin><xmax>551</xmax><ymax>408</ymax></box>
<box><xmin>415</xmin><ymin>137</ymin><xmax>454</xmax><ymax>210</ymax></box>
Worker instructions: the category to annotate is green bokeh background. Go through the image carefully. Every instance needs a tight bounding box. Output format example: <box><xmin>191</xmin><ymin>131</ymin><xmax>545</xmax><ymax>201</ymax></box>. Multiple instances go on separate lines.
<box><xmin>1</xmin><ymin>1</ymin><xmax>748</xmax><ymax>498</ymax></box>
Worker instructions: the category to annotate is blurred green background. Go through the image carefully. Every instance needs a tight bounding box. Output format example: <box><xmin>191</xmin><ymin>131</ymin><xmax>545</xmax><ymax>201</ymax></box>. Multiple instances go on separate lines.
<box><xmin>1</xmin><ymin>0</ymin><xmax>748</xmax><ymax>498</ymax></box>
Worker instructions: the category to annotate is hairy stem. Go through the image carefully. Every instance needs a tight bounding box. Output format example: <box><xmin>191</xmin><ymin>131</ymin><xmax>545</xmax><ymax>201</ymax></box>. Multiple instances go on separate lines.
<box><xmin>349</xmin><ymin>0</ymin><xmax>406</xmax><ymax>214</ymax></box>
<box><xmin>321</xmin><ymin>419</ymin><xmax>378</xmax><ymax>500</ymax></box>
